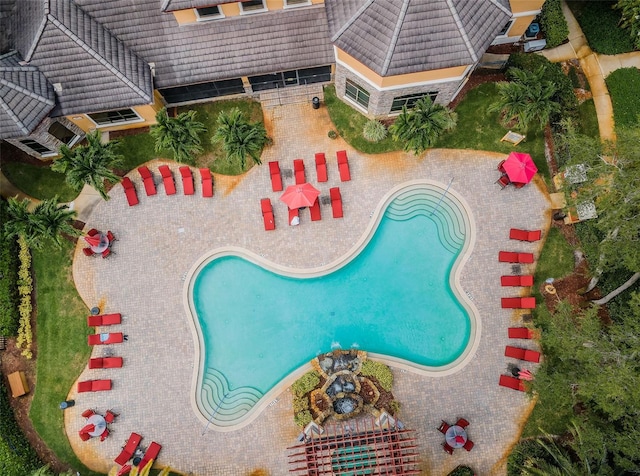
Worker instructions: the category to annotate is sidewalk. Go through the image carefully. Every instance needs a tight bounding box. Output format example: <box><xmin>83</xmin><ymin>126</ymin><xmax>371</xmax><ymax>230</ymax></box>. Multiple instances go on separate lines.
<box><xmin>539</xmin><ymin>1</ymin><xmax>640</xmax><ymax>142</ymax></box>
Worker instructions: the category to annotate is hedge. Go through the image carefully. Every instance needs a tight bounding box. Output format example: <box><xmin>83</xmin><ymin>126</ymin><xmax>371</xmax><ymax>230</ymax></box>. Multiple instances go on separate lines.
<box><xmin>0</xmin><ymin>198</ymin><xmax>19</xmax><ymax>336</ymax></box>
<box><xmin>605</xmin><ymin>67</ymin><xmax>640</xmax><ymax>128</ymax></box>
<box><xmin>540</xmin><ymin>0</ymin><xmax>569</xmax><ymax>48</ymax></box>
<box><xmin>360</xmin><ymin>360</ymin><xmax>393</xmax><ymax>391</ymax></box>
<box><xmin>0</xmin><ymin>375</ymin><xmax>42</xmax><ymax>475</ymax></box>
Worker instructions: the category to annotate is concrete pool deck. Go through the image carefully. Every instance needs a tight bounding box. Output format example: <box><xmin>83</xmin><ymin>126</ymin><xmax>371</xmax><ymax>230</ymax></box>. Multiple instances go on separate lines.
<box><xmin>69</xmin><ymin>102</ymin><xmax>550</xmax><ymax>475</ymax></box>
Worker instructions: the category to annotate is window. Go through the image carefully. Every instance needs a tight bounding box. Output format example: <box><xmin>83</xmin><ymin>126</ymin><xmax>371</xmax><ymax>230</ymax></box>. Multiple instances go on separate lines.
<box><xmin>390</xmin><ymin>92</ymin><xmax>438</xmax><ymax>113</ymax></box>
<box><xmin>48</xmin><ymin>122</ymin><xmax>78</xmax><ymax>145</ymax></box>
<box><xmin>87</xmin><ymin>108</ymin><xmax>141</xmax><ymax>126</ymax></box>
<box><xmin>159</xmin><ymin>78</ymin><xmax>245</xmax><ymax>104</ymax></box>
<box><xmin>20</xmin><ymin>139</ymin><xmax>54</xmax><ymax>155</ymax></box>
<box><xmin>498</xmin><ymin>19</ymin><xmax>513</xmax><ymax>36</ymax></box>
<box><xmin>195</xmin><ymin>6</ymin><xmax>223</xmax><ymax>20</ymax></box>
<box><xmin>344</xmin><ymin>80</ymin><xmax>370</xmax><ymax>108</ymax></box>
<box><xmin>285</xmin><ymin>0</ymin><xmax>310</xmax><ymax>6</ymax></box>
<box><xmin>240</xmin><ymin>0</ymin><xmax>265</xmax><ymax>13</ymax></box>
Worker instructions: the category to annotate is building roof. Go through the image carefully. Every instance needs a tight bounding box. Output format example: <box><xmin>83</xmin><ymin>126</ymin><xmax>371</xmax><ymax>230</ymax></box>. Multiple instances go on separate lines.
<box><xmin>325</xmin><ymin>0</ymin><xmax>511</xmax><ymax>76</ymax></box>
<box><xmin>0</xmin><ymin>52</ymin><xmax>55</xmax><ymax>139</ymax></box>
<box><xmin>160</xmin><ymin>0</ymin><xmax>237</xmax><ymax>13</ymax></box>
<box><xmin>11</xmin><ymin>0</ymin><xmax>153</xmax><ymax>117</ymax></box>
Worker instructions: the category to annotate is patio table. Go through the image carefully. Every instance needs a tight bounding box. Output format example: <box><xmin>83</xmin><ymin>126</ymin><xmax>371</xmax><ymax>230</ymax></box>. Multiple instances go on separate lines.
<box><xmin>445</xmin><ymin>425</ymin><xmax>467</xmax><ymax>449</ymax></box>
<box><xmin>90</xmin><ymin>233</ymin><xmax>110</xmax><ymax>253</ymax></box>
<box><xmin>87</xmin><ymin>414</ymin><xmax>107</xmax><ymax>437</ymax></box>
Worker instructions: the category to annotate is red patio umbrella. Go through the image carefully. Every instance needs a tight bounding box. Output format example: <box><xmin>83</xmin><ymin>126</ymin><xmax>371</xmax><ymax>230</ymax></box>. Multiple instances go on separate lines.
<box><xmin>80</xmin><ymin>423</ymin><xmax>95</xmax><ymax>434</ymax></box>
<box><xmin>503</xmin><ymin>152</ymin><xmax>537</xmax><ymax>184</ymax></box>
<box><xmin>455</xmin><ymin>435</ymin><xmax>465</xmax><ymax>445</ymax></box>
<box><xmin>84</xmin><ymin>234</ymin><xmax>101</xmax><ymax>247</ymax></box>
<box><xmin>279</xmin><ymin>183</ymin><xmax>320</xmax><ymax>209</ymax></box>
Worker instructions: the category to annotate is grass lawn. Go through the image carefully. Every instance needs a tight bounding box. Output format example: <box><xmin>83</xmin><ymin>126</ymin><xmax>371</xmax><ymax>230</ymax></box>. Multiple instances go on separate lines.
<box><xmin>1</xmin><ymin>162</ymin><xmax>78</xmax><ymax>202</ymax></box>
<box><xmin>605</xmin><ymin>68</ymin><xmax>640</xmax><ymax>128</ymax></box>
<box><xmin>576</xmin><ymin>99</ymin><xmax>599</xmax><ymax>137</ymax></box>
<box><xmin>116</xmin><ymin>131</ymin><xmax>172</xmax><ymax>172</ymax></box>
<box><xmin>568</xmin><ymin>1</ymin><xmax>636</xmax><ymax>54</ymax></box>
<box><xmin>29</xmin><ymin>241</ymin><xmax>100</xmax><ymax>476</ymax></box>
<box><xmin>435</xmin><ymin>83</ymin><xmax>549</xmax><ymax>180</ymax></box>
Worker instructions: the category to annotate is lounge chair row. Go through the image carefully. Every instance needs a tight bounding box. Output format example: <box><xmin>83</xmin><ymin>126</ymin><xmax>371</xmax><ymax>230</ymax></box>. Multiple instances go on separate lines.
<box><xmin>114</xmin><ymin>432</ymin><xmax>142</xmax><ymax>466</ymax></box>
<box><xmin>268</xmin><ymin>150</ymin><xmax>350</xmax><ymax>191</ymax></box>
<box><xmin>122</xmin><ymin>166</ymin><xmax>214</xmax><ymax>205</ymax></box>
<box><xmin>260</xmin><ymin>187</ymin><xmax>343</xmax><ymax>230</ymax></box>
<box><xmin>115</xmin><ymin>434</ymin><xmax>162</xmax><ymax>472</ymax></box>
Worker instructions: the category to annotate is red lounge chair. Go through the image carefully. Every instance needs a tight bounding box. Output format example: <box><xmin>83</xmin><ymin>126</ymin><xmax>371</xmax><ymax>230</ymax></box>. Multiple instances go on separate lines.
<box><xmin>137</xmin><ymin>166</ymin><xmax>157</xmax><ymax>196</ymax></box>
<box><xmin>510</xmin><ymin>228</ymin><xmax>542</xmax><ymax>242</ymax></box>
<box><xmin>337</xmin><ymin>150</ymin><xmax>351</xmax><ymax>181</ymax></box>
<box><xmin>289</xmin><ymin>207</ymin><xmax>299</xmax><ymax>226</ymax></box>
<box><xmin>158</xmin><ymin>165</ymin><xmax>176</xmax><ymax>195</ymax></box>
<box><xmin>260</xmin><ymin>198</ymin><xmax>275</xmax><ymax>231</ymax></box>
<box><xmin>437</xmin><ymin>420</ymin><xmax>450</xmax><ymax>434</ymax></box>
<box><xmin>501</xmin><ymin>275</ymin><xmax>534</xmax><ymax>287</ymax></box>
<box><xmin>294</xmin><ymin>159</ymin><xmax>305</xmax><ymax>184</ymax></box>
<box><xmin>463</xmin><ymin>439</ymin><xmax>474</xmax><ymax>452</ymax></box>
<box><xmin>121</xmin><ymin>177</ymin><xmax>139</xmax><ymax>206</ymax></box>
<box><xmin>501</xmin><ymin>297</ymin><xmax>536</xmax><ymax>309</ymax></box>
<box><xmin>200</xmin><ymin>168</ymin><xmax>213</xmax><ymax>197</ymax></box>
<box><xmin>310</xmin><ymin>198</ymin><xmax>321</xmax><ymax>221</ymax></box>
<box><xmin>498</xmin><ymin>251</ymin><xmax>534</xmax><ymax>263</ymax></box>
<box><xmin>499</xmin><ymin>374</ymin><xmax>526</xmax><ymax>391</ymax></box>
<box><xmin>137</xmin><ymin>441</ymin><xmax>162</xmax><ymax>471</ymax></box>
<box><xmin>79</xmin><ymin>431</ymin><xmax>91</xmax><ymax>441</ymax></box>
<box><xmin>455</xmin><ymin>418</ymin><xmax>469</xmax><ymax>429</ymax></box>
<box><xmin>89</xmin><ymin>357</ymin><xmax>123</xmax><ymax>369</ymax></box>
<box><xmin>442</xmin><ymin>442</ymin><xmax>454</xmax><ymax>455</ymax></box>
<box><xmin>315</xmin><ymin>153</ymin><xmax>328</xmax><ymax>182</ymax></box>
<box><xmin>508</xmin><ymin>327</ymin><xmax>535</xmax><ymax>339</ymax></box>
<box><xmin>268</xmin><ymin>161</ymin><xmax>283</xmax><ymax>192</ymax></box>
<box><xmin>496</xmin><ymin>174</ymin><xmax>510</xmax><ymax>189</ymax></box>
<box><xmin>179</xmin><ymin>166</ymin><xmax>194</xmax><ymax>195</ymax></box>
<box><xmin>83</xmin><ymin>247</ymin><xmax>95</xmax><ymax>257</ymax></box>
<box><xmin>77</xmin><ymin>379</ymin><xmax>112</xmax><ymax>392</ymax></box>
<box><xmin>330</xmin><ymin>187</ymin><xmax>343</xmax><ymax>218</ymax></box>
<box><xmin>81</xmin><ymin>409</ymin><xmax>95</xmax><ymax>418</ymax></box>
<box><xmin>88</xmin><ymin>332</ymin><xmax>124</xmax><ymax>345</ymax></box>
<box><xmin>87</xmin><ymin>313</ymin><xmax>122</xmax><ymax>327</ymax></box>
<box><xmin>505</xmin><ymin>345</ymin><xmax>541</xmax><ymax>363</ymax></box>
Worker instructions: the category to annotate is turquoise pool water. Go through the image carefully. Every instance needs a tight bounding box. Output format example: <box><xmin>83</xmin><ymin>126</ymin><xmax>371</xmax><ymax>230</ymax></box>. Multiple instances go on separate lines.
<box><xmin>190</xmin><ymin>185</ymin><xmax>472</xmax><ymax>426</ymax></box>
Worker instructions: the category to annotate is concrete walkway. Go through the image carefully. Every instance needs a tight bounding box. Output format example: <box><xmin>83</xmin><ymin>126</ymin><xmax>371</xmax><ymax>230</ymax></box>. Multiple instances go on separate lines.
<box><xmin>539</xmin><ymin>0</ymin><xmax>640</xmax><ymax>142</ymax></box>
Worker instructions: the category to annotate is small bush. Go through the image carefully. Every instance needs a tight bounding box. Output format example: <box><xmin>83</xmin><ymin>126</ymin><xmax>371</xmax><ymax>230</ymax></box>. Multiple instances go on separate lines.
<box><xmin>448</xmin><ymin>466</ymin><xmax>475</xmax><ymax>476</ymax></box>
<box><xmin>362</xmin><ymin>120</ymin><xmax>388</xmax><ymax>142</ymax></box>
<box><xmin>605</xmin><ymin>67</ymin><xmax>640</xmax><ymax>127</ymax></box>
<box><xmin>567</xmin><ymin>66</ymin><xmax>581</xmax><ymax>89</ymax></box>
<box><xmin>388</xmin><ymin>400</ymin><xmax>400</xmax><ymax>415</ymax></box>
<box><xmin>327</xmin><ymin>130</ymin><xmax>338</xmax><ymax>139</ymax></box>
<box><xmin>291</xmin><ymin>371</ymin><xmax>320</xmax><ymax>397</ymax></box>
<box><xmin>540</xmin><ymin>0</ymin><xmax>569</xmax><ymax>47</ymax></box>
<box><xmin>15</xmin><ymin>236</ymin><xmax>33</xmax><ymax>359</ymax></box>
<box><xmin>292</xmin><ymin>396</ymin><xmax>309</xmax><ymax>413</ymax></box>
<box><xmin>0</xmin><ymin>199</ymin><xmax>19</xmax><ymax>336</ymax></box>
<box><xmin>571</xmin><ymin>1</ymin><xmax>635</xmax><ymax>54</ymax></box>
<box><xmin>294</xmin><ymin>410</ymin><xmax>313</xmax><ymax>428</ymax></box>
<box><xmin>360</xmin><ymin>360</ymin><xmax>393</xmax><ymax>391</ymax></box>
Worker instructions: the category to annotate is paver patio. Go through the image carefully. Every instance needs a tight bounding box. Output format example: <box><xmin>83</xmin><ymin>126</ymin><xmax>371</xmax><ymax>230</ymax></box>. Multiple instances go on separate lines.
<box><xmin>69</xmin><ymin>103</ymin><xmax>549</xmax><ymax>475</ymax></box>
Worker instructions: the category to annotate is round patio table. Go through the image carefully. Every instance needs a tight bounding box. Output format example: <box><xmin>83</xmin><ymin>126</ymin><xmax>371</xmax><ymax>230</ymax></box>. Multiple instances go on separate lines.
<box><xmin>90</xmin><ymin>233</ymin><xmax>110</xmax><ymax>253</ymax></box>
<box><xmin>445</xmin><ymin>425</ymin><xmax>467</xmax><ymax>449</ymax></box>
<box><xmin>87</xmin><ymin>414</ymin><xmax>106</xmax><ymax>437</ymax></box>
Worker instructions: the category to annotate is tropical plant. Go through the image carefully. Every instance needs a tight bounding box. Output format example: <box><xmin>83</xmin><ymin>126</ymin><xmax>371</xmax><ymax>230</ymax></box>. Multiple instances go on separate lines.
<box><xmin>3</xmin><ymin>197</ymin><xmax>80</xmax><ymax>250</ymax></box>
<box><xmin>291</xmin><ymin>371</ymin><xmax>320</xmax><ymax>397</ymax></box>
<box><xmin>211</xmin><ymin>108</ymin><xmax>268</xmax><ymax>169</ymax></box>
<box><xmin>360</xmin><ymin>360</ymin><xmax>394</xmax><ymax>391</ymax></box>
<box><xmin>616</xmin><ymin>0</ymin><xmax>640</xmax><ymax>50</ymax></box>
<box><xmin>488</xmin><ymin>67</ymin><xmax>561</xmax><ymax>132</ymax></box>
<box><xmin>294</xmin><ymin>409</ymin><xmax>313</xmax><ymax>427</ymax></box>
<box><xmin>52</xmin><ymin>130</ymin><xmax>123</xmax><ymax>200</ymax></box>
<box><xmin>363</xmin><ymin>119</ymin><xmax>388</xmax><ymax>142</ymax></box>
<box><xmin>389</xmin><ymin>97</ymin><xmax>457</xmax><ymax>154</ymax></box>
<box><xmin>150</xmin><ymin>107</ymin><xmax>206</xmax><ymax>164</ymax></box>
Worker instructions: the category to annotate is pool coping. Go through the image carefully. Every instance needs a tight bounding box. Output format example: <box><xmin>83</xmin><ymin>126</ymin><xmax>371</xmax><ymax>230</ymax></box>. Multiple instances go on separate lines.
<box><xmin>182</xmin><ymin>179</ymin><xmax>480</xmax><ymax>431</ymax></box>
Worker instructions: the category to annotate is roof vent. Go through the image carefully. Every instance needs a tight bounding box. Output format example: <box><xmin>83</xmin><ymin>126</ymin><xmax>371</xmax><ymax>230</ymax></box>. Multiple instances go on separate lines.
<box><xmin>149</xmin><ymin>62</ymin><xmax>156</xmax><ymax>77</ymax></box>
<box><xmin>53</xmin><ymin>83</ymin><xmax>63</xmax><ymax>93</ymax></box>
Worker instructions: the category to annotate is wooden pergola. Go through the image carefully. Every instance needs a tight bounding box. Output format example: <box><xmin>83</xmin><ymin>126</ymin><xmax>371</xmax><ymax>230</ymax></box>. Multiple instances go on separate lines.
<box><xmin>287</xmin><ymin>418</ymin><xmax>420</xmax><ymax>475</ymax></box>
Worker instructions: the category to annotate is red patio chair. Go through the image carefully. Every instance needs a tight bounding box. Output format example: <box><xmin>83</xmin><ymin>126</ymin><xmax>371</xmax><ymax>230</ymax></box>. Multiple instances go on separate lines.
<box><xmin>83</xmin><ymin>247</ymin><xmax>95</xmax><ymax>257</ymax></box>
<box><xmin>501</xmin><ymin>275</ymin><xmax>534</xmax><ymax>286</ymax></box>
<box><xmin>294</xmin><ymin>159</ymin><xmax>305</xmax><ymax>184</ymax></box>
<box><xmin>137</xmin><ymin>166</ymin><xmax>157</xmax><ymax>196</ymax></box>
<box><xmin>105</xmin><ymin>410</ymin><xmax>118</xmax><ymax>423</ymax></box>
<box><xmin>455</xmin><ymin>418</ymin><xmax>469</xmax><ymax>429</ymax></box>
<box><xmin>101</xmin><ymin>248</ymin><xmax>111</xmax><ymax>259</ymax></box>
<box><xmin>268</xmin><ymin>161</ymin><xmax>283</xmax><ymax>192</ymax></box>
<box><xmin>158</xmin><ymin>165</ymin><xmax>176</xmax><ymax>195</ymax></box>
<box><xmin>289</xmin><ymin>207</ymin><xmax>299</xmax><ymax>226</ymax></box>
<box><xmin>315</xmin><ymin>153</ymin><xmax>328</xmax><ymax>182</ymax></box>
<box><xmin>330</xmin><ymin>187</ymin><xmax>343</xmax><ymax>218</ymax></box>
<box><xmin>179</xmin><ymin>166</ymin><xmax>194</xmax><ymax>195</ymax></box>
<box><xmin>310</xmin><ymin>198</ymin><xmax>321</xmax><ymax>221</ymax></box>
<box><xmin>81</xmin><ymin>409</ymin><xmax>95</xmax><ymax>418</ymax></box>
<box><xmin>497</xmin><ymin>160</ymin><xmax>506</xmax><ymax>173</ymax></box>
<box><xmin>437</xmin><ymin>420</ymin><xmax>450</xmax><ymax>434</ymax></box>
<box><xmin>121</xmin><ymin>177</ymin><xmax>139</xmax><ymax>206</ymax></box>
<box><xmin>499</xmin><ymin>374</ymin><xmax>526</xmax><ymax>391</ymax></box>
<box><xmin>260</xmin><ymin>198</ymin><xmax>275</xmax><ymax>231</ymax></box>
<box><xmin>337</xmin><ymin>150</ymin><xmax>351</xmax><ymax>181</ymax></box>
<box><xmin>200</xmin><ymin>168</ymin><xmax>213</xmax><ymax>197</ymax></box>
<box><xmin>496</xmin><ymin>174</ymin><xmax>510</xmax><ymax>189</ymax></box>
<box><xmin>508</xmin><ymin>327</ymin><xmax>535</xmax><ymax>339</ymax></box>
<box><xmin>79</xmin><ymin>431</ymin><xmax>91</xmax><ymax>441</ymax></box>
<box><xmin>87</xmin><ymin>228</ymin><xmax>98</xmax><ymax>236</ymax></box>
<box><xmin>100</xmin><ymin>428</ymin><xmax>110</xmax><ymax>441</ymax></box>
<box><xmin>463</xmin><ymin>439</ymin><xmax>474</xmax><ymax>451</ymax></box>
<box><xmin>442</xmin><ymin>442</ymin><xmax>454</xmax><ymax>455</ymax></box>
<box><xmin>107</xmin><ymin>231</ymin><xmax>116</xmax><ymax>242</ymax></box>
<box><xmin>510</xmin><ymin>228</ymin><xmax>542</xmax><ymax>242</ymax></box>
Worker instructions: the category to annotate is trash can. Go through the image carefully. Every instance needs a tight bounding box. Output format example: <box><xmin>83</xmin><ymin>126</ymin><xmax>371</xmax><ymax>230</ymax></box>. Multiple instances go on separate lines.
<box><xmin>59</xmin><ymin>400</ymin><xmax>75</xmax><ymax>410</ymax></box>
<box><xmin>312</xmin><ymin>97</ymin><xmax>320</xmax><ymax>109</ymax></box>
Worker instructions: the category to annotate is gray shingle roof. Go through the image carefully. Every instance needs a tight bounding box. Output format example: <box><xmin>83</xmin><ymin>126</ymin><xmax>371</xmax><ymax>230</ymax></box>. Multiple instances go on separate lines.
<box><xmin>0</xmin><ymin>51</ymin><xmax>55</xmax><ymax>139</ymax></box>
<box><xmin>325</xmin><ymin>0</ymin><xmax>511</xmax><ymax>76</ymax></box>
<box><xmin>11</xmin><ymin>0</ymin><xmax>153</xmax><ymax>116</ymax></box>
<box><xmin>75</xmin><ymin>0</ymin><xmax>335</xmax><ymax>89</ymax></box>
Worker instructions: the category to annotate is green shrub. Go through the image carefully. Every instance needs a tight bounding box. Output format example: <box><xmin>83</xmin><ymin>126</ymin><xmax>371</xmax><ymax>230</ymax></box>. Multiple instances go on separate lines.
<box><xmin>16</xmin><ymin>236</ymin><xmax>33</xmax><ymax>359</ymax></box>
<box><xmin>567</xmin><ymin>65</ymin><xmax>581</xmax><ymax>89</ymax></box>
<box><xmin>0</xmin><ymin>377</ymin><xmax>42</xmax><ymax>475</ymax></box>
<box><xmin>291</xmin><ymin>371</ymin><xmax>320</xmax><ymax>397</ymax></box>
<box><xmin>570</xmin><ymin>1</ymin><xmax>635</xmax><ymax>54</ymax></box>
<box><xmin>294</xmin><ymin>410</ymin><xmax>313</xmax><ymax>428</ymax></box>
<box><xmin>292</xmin><ymin>396</ymin><xmax>309</xmax><ymax>413</ymax></box>
<box><xmin>507</xmin><ymin>439</ymin><xmax>552</xmax><ymax>475</ymax></box>
<box><xmin>605</xmin><ymin>67</ymin><xmax>640</xmax><ymax>128</ymax></box>
<box><xmin>0</xmin><ymin>199</ymin><xmax>19</xmax><ymax>336</ymax></box>
<box><xmin>388</xmin><ymin>400</ymin><xmax>400</xmax><ymax>415</ymax></box>
<box><xmin>362</xmin><ymin>120</ymin><xmax>388</xmax><ymax>142</ymax></box>
<box><xmin>448</xmin><ymin>466</ymin><xmax>475</xmax><ymax>476</ymax></box>
<box><xmin>540</xmin><ymin>0</ymin><xmax>569</xmax><ymax>47</ymax></box>
<box><xmin>360</xmin><ymin>360</ymin><xmax>393</xmax><ymax>391</ymax></box>
<box><xmin>507</xmin><ymin>53</ymin><xmax>577</xmax><ymax>117</ymax></box>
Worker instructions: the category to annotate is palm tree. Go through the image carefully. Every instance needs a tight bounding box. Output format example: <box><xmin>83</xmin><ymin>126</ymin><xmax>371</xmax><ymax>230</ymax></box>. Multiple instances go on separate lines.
<box><xmin>3</xmin><ymin>197</ymin><xmax>80</xmax><ymax>249</ymax></box>
<box><xmin>150</xmin><ymin>107</ymin><xmax>206</xmax><ymax>165</ymax></box>
<box><xmin>389</xmin><ymin>97</ymin><xmax>457</xmax><ymax>155</ymax></box>
<box><xmin>489</xmin><ymin>67</ymin><xmax>561</xmax><ymax>132</ymax></box>
<box><xmin>212</xmin><ymin>108</ymin><xmax>268</xmax><ymax>169</ymax></box>
<box><xmin>52</xmin><ymin>130</ymin><xmax>123</xmax><ymax>200</ymax></box>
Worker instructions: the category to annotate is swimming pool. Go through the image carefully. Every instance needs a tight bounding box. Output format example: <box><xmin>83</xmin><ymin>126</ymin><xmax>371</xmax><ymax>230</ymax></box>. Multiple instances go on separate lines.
<box><xmin>186</xmin><ymin>181</ymin><xmax>478</xmax><ymax>430</ymax></box>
